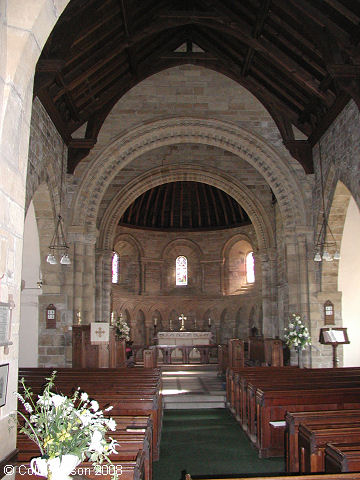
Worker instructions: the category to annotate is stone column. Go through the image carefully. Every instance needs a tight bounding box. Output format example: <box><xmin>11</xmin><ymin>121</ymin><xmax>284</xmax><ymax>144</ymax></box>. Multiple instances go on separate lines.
<box><xmin>68</xmin><ymin>227</ymin><xmax>98</xmax><ymax>324</ymax></box>
<box><xmin>284</xmin><ymin>226</ymin><xmax>314</xmax><ymax>367</ymax></box>
<box><xmin>95</xmin><ymin>248</ymin><xmax>112</xmax><ymax>322</ymax></box>
<box><xmin>257</xmin><ymin>248</ymin><xmax>277</xmax><ymax>338</ymax></box>
<box><xmin>101</xmin><ymin>249</ymin><xmax>113</xmax><ymax>323</ymax></box>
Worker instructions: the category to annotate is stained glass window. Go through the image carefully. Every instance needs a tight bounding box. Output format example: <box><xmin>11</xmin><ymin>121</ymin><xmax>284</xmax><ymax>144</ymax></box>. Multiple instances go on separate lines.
<box><xmin>112</xmin><ymin>252</ymin><xmax>119</xmax><ymax>283</ymax></box>
<box><xmin>176</xmin><ymin>255</ymin><xmax>188</xmax><ymax>286</ymax></box>
<box><xmin>246</xmin><ymin>252</ymin><xmax>255</xmax><ymax>283</ymax></box>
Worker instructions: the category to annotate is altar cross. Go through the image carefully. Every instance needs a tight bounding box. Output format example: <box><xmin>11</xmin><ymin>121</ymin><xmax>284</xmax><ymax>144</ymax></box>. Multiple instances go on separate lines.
<box><xmin>179</xmin><ymin>313</ymin><xmax>187</xmax><ymax>331</ymax></box>
<box><xmin>95</xmin><ymin>326</ymin><xmax>106</xmax><ymax>338</ymax></box>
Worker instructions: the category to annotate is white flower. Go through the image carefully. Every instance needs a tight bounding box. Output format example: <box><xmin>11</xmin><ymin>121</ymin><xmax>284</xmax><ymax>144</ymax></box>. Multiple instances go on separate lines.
<box><xmin>81</xmin><ymin>392</ymin><xmax>89</xmax><ymax>402</ymax></box>
<box><xmin>88</xmin><ymin>430</ymin><xmax>104</xmax><ymax>453</ymax></box>
<box><xmin>106</xmin><ymin>418</ymin><xmax>117</xmax><ymax>431</ymax></box>
<box><xmin>77</xmin><ymin>410</ymin><xmax>92</xmax><ymax>426</ymax></box>
<box><xmin>51</xmin><ymin>394</ymin><xmax>66</xmax><ymax>408</ymax></box>
<box><xmin>288</xmin><ymin>323</ymin><xmax>293</xmax><ymax>328</ymax></box>
<box><xmin>24</xmin><ymin>402</ymin><xmax>33</xmax><ymax>413</ymax></box>
<box><xmin>90</xmin><ymin>400</ymin><xmax>99</xmax><ymax>412</ymax></box>
<box><xmin>37</xmin><ymin>394</ymin><xmax>51</xmax><ymax>406</ymax></box>
<box><xmin>104</xmin><ymin>406</ymin><xmax>113</xmax><ymax>412</ymax></box>
<box><xmin>14</xmin><ymin>392</ymin><xmax>25</xmax><ymax>403</ymax></box>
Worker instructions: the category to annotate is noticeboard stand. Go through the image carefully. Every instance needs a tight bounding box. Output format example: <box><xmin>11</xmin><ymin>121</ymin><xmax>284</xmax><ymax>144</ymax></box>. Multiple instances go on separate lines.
<box><xmin>319</xmin><ymin>327</ymin><xmax>350</xmax><ymax>368</ymax></box>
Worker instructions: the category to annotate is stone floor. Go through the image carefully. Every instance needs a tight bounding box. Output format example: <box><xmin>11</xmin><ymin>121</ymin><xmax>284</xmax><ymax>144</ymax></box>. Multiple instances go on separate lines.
<box><xmin>161</xmin><ymin>364</ymin><xmax>226</xmax><ymax>409</ymax></box>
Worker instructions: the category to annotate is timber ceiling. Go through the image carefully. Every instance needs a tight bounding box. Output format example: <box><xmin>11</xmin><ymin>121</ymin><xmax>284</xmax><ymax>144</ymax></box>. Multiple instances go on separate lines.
<box><xmin>119</xmin><ymin>181</ymin><xmax>251</xmax><ymax>230</ymax></box>
<box><xmin>35</xmin><ymin>0</ymin><xmax>360</xmax><ymax>174</ymax></box>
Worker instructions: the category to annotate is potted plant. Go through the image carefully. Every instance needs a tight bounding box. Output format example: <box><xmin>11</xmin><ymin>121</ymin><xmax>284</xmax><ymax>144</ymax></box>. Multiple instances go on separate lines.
<box><xmin>11</xmin><ymin>371</ymin><xmax>119</xmax><ymax>479</ymax></box>
<box><xmin>284</xmin><ymin>313</ymin><xmax>311</xmax><ymax>367</ymax></box>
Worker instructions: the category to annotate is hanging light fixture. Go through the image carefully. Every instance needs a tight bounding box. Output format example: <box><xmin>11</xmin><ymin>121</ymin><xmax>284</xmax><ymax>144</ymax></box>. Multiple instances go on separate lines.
<box><xmin>46</xmin><ymin>147</ymin><xmax>71</xmax><ymax>265</ymax></box>
<box><xmin>313</xmin><ymin>142</ymin><xmax>341</xmax><ymax>262</ymax></box>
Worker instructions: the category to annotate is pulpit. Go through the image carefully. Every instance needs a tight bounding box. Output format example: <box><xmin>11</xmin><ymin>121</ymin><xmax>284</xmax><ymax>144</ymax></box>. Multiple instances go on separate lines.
<box><xmin>72</xmin><ymin>324</ymin><xmax>126</xmax><ymax>368</ymax></box>
<box><xmin>72</xmin><ymin>324</ymin><xmax>109</xmax><ymax>368</ymax></box>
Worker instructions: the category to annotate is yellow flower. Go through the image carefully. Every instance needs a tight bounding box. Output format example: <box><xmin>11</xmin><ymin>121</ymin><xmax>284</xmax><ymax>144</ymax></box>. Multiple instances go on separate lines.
<box><xmin>57</xmin><ymin>430</ymin><xmax>71</xmax><ymax>441</ymax></box>
<box><xmin>43</xmin><ymin>435</ymin><xmax>54</xmax><ymax>448</ymax></box>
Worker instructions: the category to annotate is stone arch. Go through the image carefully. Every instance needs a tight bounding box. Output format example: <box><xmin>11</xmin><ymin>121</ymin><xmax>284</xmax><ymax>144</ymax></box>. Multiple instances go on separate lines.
<box><xmin>98</xmin><ymin>165</ymin><xmax>273</xmax><ymax>254</ymax></box>
<box><xmin>219</xmin><ymin>309</ymin><xmax>233</xmax><ymax>343</ymax></box>
<box><xmin>113</xmin><ymin>234</ymin><xmax>143</xmax><ymax>294</ymax></box>
<box><xmin>316</xmin><ymin>174</ymin><xmax>352</xmax><ymax>294</ymax></box>
<box><xmin>235</xmin><ymin>307</ymin><xmax>246</xmax><ymax>339</ymax></box>
<box><xmin>169</xmin><ymin>309</ymin><xmax>179</xmax><ymax>331</ymax></box>
<box><xmin>132</xmin><ymin>309</ymin><xmax>146</xmax><ymax>344</ymax></box>
<box><xmin>221</xmin><ymin>234</ymin><xmax>256</xmax><ymax>295</ymax></box>
<box><xmin>160</xmin><ymin>237</ymin><xmax>203</xmax><ymax>293</ymax></box>
<box><xmin>73</xmin><ymin>117</ymin><xmax>307</xmax><ymax>232</ymax></box>
<box><xmin>151</xmin><ymin>309</ymin><xmax>163</xmax><ymax>330</ymax></box>
<box><xmin>248</xmin><ymin>305</ymin><xmax>256</xmax><ymax>334</ymax></box>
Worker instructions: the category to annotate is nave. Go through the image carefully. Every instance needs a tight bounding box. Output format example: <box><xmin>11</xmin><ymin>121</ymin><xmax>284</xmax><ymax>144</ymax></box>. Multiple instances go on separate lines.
<box><xmin>153</xmin><ymin>409</ymin><xmax>284</xmax><ymax>480</ymax></box>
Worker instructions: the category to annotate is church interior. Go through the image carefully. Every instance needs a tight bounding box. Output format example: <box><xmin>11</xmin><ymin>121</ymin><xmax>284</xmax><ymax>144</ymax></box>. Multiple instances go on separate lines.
<box><xmin>2</xmin><ymin>0</ymin><xmax>360</xmax><ymax>478</ymax></box>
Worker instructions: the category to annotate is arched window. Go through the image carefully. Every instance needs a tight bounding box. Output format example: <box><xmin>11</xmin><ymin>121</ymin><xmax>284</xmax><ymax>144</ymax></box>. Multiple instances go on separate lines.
<box><xmin>112</xmin><ymin>252</ymin><xmax>119</xmax><ymax>283</ymax></box>
<box><xmin>176</xmin><ymin>255</ymin><xmax>188</xmax><ymax>285</ymax></box>
<box><xmin>246</xmin><ymin>252</ymin><xmax>255</xmax><ymax>284</ymax></box>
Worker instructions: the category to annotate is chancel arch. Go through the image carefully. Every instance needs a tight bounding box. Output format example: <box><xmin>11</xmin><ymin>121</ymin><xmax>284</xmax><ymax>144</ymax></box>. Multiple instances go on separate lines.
<box><xmin>98</xmin><ymin>164</ymin><xmax>274</xmax><ymax>252</ymax></box>
<box><xmin>73</xmin><ymin>117</ymin><xmax>308</xmax><ymax>233</ymax></box>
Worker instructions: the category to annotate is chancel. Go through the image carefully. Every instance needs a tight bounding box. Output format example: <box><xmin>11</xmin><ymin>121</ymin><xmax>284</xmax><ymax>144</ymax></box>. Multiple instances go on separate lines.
<box><xmin>3</xmin><ymin>2</ymin><xmax>360</xmax><ymax>480</ymax></box>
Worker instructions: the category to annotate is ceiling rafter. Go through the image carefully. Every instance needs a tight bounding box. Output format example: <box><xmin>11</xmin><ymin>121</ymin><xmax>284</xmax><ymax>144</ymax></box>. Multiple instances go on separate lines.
<box><xmin>242</xmin><ymin>0</ymin><xmax>271</xmax><ymax>77</ymax></box>
<box><xmin>35</xmin><ymin>0</ymin><xmax>360</xmax><ymax>174</ymax></box>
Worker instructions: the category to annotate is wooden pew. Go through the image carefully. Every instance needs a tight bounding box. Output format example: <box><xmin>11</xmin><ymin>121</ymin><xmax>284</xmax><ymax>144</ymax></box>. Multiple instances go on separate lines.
<box><xmin>285</xmin><ymin>409</ymin><xmax>360</xmax><ymax>472</ymax></box>
<box><xmin>13</xmin><ymin>457</ymin><xmax>142</xmax><ymax>480</ymax></box>
<box><xmin>298</xmin><ymin>424</ymin><xmax>360</xmax><ymax>473</ymax></box>
<box><xmin>184</xmin><ymin>473</ymin><xmax>360</xmax><ymax>480</ymax></box>
<box><xmin>256</xmin><ymin>385</ymin><xmax>360</xmax><ymax>457</ymax></box>
<box><xmin>325</xmin><ymin>443</ymin><xmax>360</xmax><ymax>473</ymax></box>
<box><xmin>236</xmin><ymin>367</ymin><xmax>360</xmax><ymax>456</ymax></box>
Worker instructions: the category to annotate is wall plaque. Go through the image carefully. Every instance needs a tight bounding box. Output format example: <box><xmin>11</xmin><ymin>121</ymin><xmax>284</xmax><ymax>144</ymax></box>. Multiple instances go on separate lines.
<box><xmin>0</xmin><ymin>363</ymin><xmax>9</xmax><ymax>407</ymax></box>
<box><xmin>0</xmin><ymin>302</ymin><xmax>10</xmax><ymax>345</ymax></box>
<box><xmin>324</xmin><ymin>300</ymin><xmax>335</xmax><ymax>325</ymax></box>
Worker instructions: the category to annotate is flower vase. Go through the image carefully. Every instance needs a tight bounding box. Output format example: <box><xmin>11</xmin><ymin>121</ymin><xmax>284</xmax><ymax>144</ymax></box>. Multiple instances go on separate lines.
<box><xmin>31</xmin><ymin>454</ymin><xmax>80</xmax><ymax>480</ymax></box>
<box><xmin>297</xmin><ymin>348</ymin><xmax>304</xmax><ymax>368</ymax></box>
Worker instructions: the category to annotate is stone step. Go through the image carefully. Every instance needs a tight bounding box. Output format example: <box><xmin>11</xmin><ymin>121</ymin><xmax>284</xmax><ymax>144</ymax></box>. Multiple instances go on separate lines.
<box><xmin>165</xmin><ymin>401</ymin><xmax>226</xmax><ymax>409</ymax></box>
<box><xmin>163</xmin><ymin>393</ymin><xmax>226</xmax><ymax>409</ymax></box>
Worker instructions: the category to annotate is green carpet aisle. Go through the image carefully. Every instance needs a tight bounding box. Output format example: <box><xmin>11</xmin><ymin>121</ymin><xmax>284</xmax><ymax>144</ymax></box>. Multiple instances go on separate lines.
<box><xmin>153</xmin><ymin>409</ymin><xmax>284</xmax><ymax>480</ymax></box>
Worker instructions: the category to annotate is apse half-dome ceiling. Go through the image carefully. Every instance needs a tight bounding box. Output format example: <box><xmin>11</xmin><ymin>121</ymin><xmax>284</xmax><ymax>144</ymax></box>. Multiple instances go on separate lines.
<box><xmin>119</xmin><ymin>182</ymin><xmax>251</xmax><ymax>231</ymax></box>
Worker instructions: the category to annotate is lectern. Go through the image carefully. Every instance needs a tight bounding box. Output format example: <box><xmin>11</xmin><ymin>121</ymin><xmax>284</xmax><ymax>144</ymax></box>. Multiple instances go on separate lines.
<box><xmin>319</xmin><ymin>327</ymin><xmax>350</xmax><ymax>367</ymax></box>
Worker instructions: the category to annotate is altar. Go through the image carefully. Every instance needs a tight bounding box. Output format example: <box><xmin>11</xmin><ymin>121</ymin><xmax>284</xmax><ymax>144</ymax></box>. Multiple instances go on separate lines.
<box><xmin>155</xmin><ymin>331</ymin><xmax>214</xmax><ymax>363</ymax></box>
<box><xmin>156</xmin><ymin>331</ymin><xmax>212</xmax><ymax>346</ymax></box>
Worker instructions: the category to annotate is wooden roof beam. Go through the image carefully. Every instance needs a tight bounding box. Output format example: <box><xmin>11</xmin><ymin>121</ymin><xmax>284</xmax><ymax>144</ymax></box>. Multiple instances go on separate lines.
<box><xmin>268</xmin><ymin>108</ymin><xmax>314</xmax><ymax>174</ymax></box>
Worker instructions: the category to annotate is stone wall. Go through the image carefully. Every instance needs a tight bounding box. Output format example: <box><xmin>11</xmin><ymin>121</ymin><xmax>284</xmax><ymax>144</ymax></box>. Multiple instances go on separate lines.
<box><xmin>24</xmin><ymin>98</ymin><xmax>73</xmax><ymax>368</ymax></box>
<box><xmin>309</xmin><ymin>99</ymin><xmax>360</xmax><ymax>367</ymax></box>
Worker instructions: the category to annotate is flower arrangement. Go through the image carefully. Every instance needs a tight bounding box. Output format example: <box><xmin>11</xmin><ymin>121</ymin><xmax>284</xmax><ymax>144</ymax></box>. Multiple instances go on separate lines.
<box><xmin>284</xmin><ymin>313</ymin><xmax>312</xmax><ymax>350</ymax></box>
<box><xmin>114</xmin><ymin>314</ymin><xmax>130</xmax><ymax>341</ymax></box>
<box><xmin>11</xmin><ymin>371</ymin><xmax>118</xmax><ymax>477</ymax></box>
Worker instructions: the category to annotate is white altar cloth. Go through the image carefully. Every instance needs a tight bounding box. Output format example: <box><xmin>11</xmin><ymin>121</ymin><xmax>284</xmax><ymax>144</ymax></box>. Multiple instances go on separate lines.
<box><xmin>156</xmin><ymin>331</ymin><xmax>212</xmax><ymax>345</ymax></box>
